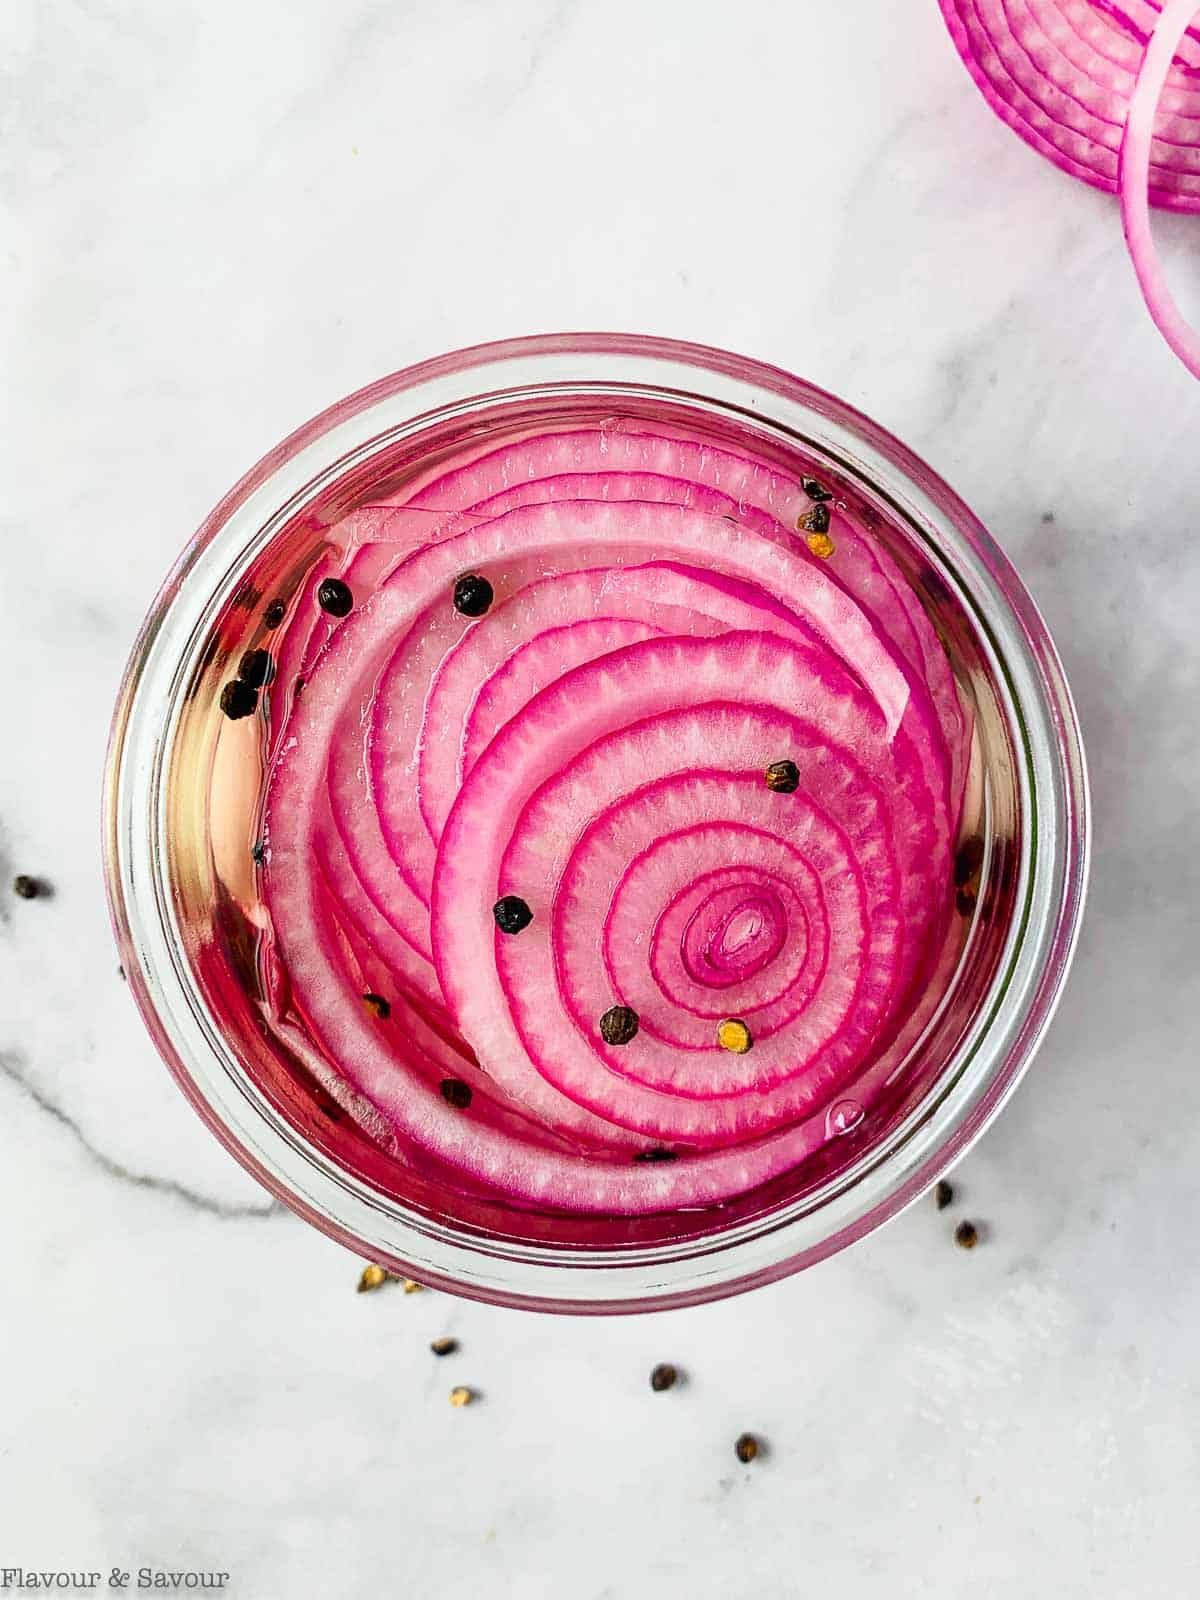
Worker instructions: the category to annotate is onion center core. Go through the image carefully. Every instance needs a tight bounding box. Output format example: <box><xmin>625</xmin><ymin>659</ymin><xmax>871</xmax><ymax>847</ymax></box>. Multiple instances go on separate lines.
<box><xmin>682</xmin><ymin>883</ymin><xmax>794</xmax><ymax>988</ymax></box>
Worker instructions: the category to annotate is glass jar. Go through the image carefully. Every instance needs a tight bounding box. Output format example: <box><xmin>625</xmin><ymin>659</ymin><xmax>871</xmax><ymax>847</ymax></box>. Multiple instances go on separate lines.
<box><xmin>103</xmin><ymin>334</ymin><xmax>1089</xmax><ymax>1313</ymax></box>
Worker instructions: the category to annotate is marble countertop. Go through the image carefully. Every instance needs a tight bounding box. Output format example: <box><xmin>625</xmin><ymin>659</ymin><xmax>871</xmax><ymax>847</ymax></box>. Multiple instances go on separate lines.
<box><xmin>4</xmin><ymin>1</ymin><xmax>1199</xmax><ymax>1595</ymax></box>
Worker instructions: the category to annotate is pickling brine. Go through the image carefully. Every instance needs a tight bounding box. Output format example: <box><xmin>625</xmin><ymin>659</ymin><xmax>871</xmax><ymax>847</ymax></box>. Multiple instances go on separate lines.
<box><xmin>227</xmin><ymin>414</ymin><xmax>979</xmax><ymax>1215</ymax></box>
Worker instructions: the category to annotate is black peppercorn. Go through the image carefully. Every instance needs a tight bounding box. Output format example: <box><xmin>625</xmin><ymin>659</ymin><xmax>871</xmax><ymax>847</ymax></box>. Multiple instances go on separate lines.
<box><xmin>735</xmin><ymin>1433</ymin><xmax>760</xmax><ymax>1464</ymax></box>
<box><xmin>361</xmin><ymin>992</ymin><xmax>391</xmax><ymax>1020</ymax></box>
<box><xmin>264</xmin><ymin>598</ymin><xmax>287</xmax><ymax>629</ymax></box>
<box><xmin>251</xmin><ymin>841</ymin><xmax>266</xmax><ymax>865</ymax></box>
<box><xmin>453</xmin><ymin>573</ymin><xmax>494</xmax><ymax>618</ymax></box>
<box><xmin>440</xmin><ymin>1078</ymin><xmax>473</xmax><ymax>1110</ymax></box>
<box><xmin>431</xmin><ymin>1337</ymin><xmax>459</xmax><ymax>1357</ymax></box>
<box><xmin>317</xmin><ymin>577</ymin><xmax>354</xmax><ymax>617</ymax></box>
<box><xmin>493</xmin><ymin>895</ymin><xmax>533</xmax><ymax>934</ymax></box>
<box><xmin>650</xmin><ymin>1363</ymin><xmax>678</xmax><ymax>1392</ymax></box>
<box><xmin>219</xmin><ymin>679</ymin><xmax>258</xmax><ymax>720</ymax></box>
<box><xmin>599</xmin><ymin>1005</ymin><xmax>639</xmax><ymax>1046</ymax></box>
<box><xmin>238</xmin><ymin>648</ymin><xmax>275</xmax><ymax>688</ymax></box>
<box><xmin>13</xmin><ymin>875</ymin><xmax>42</xmax><ymax>899</ymax></box>
<box><xmin>935</xmin><ymin>1179</ymin><xmax>954</xmax><ymax>1211</ymax></box>
<box><xmin>765</xmin><ymin>760</ymin><xmax>800</xmax><ymax>794</ymax></box>
<box><xmin>633</xmin><ymin>1148</ymin><xmax>677</xmax><ymax>1164</ymax></box>
<box><xmin>801</xmin><ymin>477</ymin><xmax>833</xmax><ymax>502</ymax></box>
<box><xmin>801</xmin><ymin>502</ymin><xmax>831</xmax><ymax>535</ymax></box>
<box><xmin>955</xmin><ymin>1220</ymin><xmax>979</xmax><ymax>1250</ymax></box>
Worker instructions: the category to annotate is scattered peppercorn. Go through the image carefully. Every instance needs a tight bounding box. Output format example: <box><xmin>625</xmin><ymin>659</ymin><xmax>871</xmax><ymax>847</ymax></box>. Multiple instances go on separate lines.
<box><xmin>599</xmin><ymin>1004</ymin><xmax>639</xmax><ymax>1046</ymax></box>
<box><xmin>238</xmin><ymin>648</ymin><xmax>275</xmax><ymax>688</ymax></box>
<box><xmin>357</xmin><ymin>1263</ymin><xmax>389</xmax><ymax>1293</ymax></box>
<box><xmin>717</xmin><ymin>1019</ymin><xmax>753</xmax><ymax>1054</ymax></box>
<box><xmin>219</xmin><ymin>679</ymin><xmax>258</xmax><ymax>720</ymax></box>
<box><xmin>493</xmin><ymin>895</ymin><xmax>533</xmax><ymax>934</ymax></box>
<box><xmin>440</xmin><ymin>1078</ymin><xmax>473</xmax><ymax>1109</ymax></box>
<box><xmin>402</xmin><ymin>1279</ymin><xmax>424</xmax><ymax>1294</ymax></box>
<box><xmin>806</xmin><ymin>530</ymin><xmax>836</xmax><ymax>560</ymax></box>
<box><xmin>362</xmin><ymin>992</ymin><xmax>391</xmax><ymax>1020</ymax></box>
<box><xmin>118</xmin><ymin>965</ymin><xmax>126</xmax><ymax>982</ymax></box>
<box><xmin>13</xmin><ymin>875</ymin><xmax>43</xmax><ymax>900</ymax></box>
<box><xmin>431</xmin><ymin>1337</ymin><xmax>459</xmax><ymax>1357</ymax></box>
<box><xmin>802</xmin><ymin>477</ymin><xmax>833</xmax><ymax>502</ymax></box>
<box><xmin>955</xmin><ymin>1220</ymin><xmax>979</xmax><ymax>1250</ymax></box>
<box><xmin>735</xmin><ymin>1433</ymin><xmax>760</xmax><ymax>1464</ymax></box>
<box><xmin>251</xmin><ymin>841</ymin><xmax>266</xmax><ymax>865</ymax></box>
<box><xmin>264</xmin><ymin>598</ymin><xmax>287</xmax><ymax>629</ymax></box>
<box><xmin>800</xmin><ymin>503</ymin><xmax>831</xmax><ymax>535</ymax></box>
<box><xmin>935</xmin><ymin>1179</ymin><xmax>954</xmax><ymax>1211</ymax></box>
<box><xmin>650</xmin><ymin>1363</ymin><xmax>678</xmax><ymax>1392</ymax></box>
<box><xmin>956</xmin><ymin>888</ymin><xmax>977</xmax><ymax>918</ymax></box>
<box><xmin>765</xmin><ymin>759</ymin><xmax>800</xmax><ymax>794</ymax></box>
<box><xmin>294</xmin><ymin>676</ymin><xmax>306</xmax><ymax>698</ymax></box>
<box><xmin>954</xmin><ymin>837</ymin><xmax>985</xmax><ymax>887</ymax></box>
<box><xmin>449</xmin><ymin>1386</ymin><xmax>475</xmax><ymax>1407</ymax></box>
<box><xmin>453</xmin><ymin>573</ymin><xmax>494</xmax><ymax>618</ymax></box>
<box><xmin>633</xmin><ymin>1148</ymin><xmax>678</xmax><ymax>1164</ymax></box>
<box><xmin>317</xmin><ymin>577</ymin><xmax>354</xmax><ymax>617</ymax></box>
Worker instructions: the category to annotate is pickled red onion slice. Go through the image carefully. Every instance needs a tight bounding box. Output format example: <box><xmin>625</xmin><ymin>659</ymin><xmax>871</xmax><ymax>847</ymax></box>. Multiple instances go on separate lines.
<box><xmin>260</xmin><ymin>427</ymin><xmax>969</xmax><ymax>1213</ymax></box>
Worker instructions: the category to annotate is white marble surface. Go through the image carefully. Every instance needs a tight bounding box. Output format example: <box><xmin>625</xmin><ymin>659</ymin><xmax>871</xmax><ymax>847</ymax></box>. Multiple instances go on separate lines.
<box><xmin>3</xmin><ymin>1</ymin><xmax>1199</xmax><ymax>1594</ymax></box>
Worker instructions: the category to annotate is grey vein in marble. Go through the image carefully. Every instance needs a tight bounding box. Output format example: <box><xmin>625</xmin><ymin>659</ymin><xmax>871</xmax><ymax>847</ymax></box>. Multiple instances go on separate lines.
<box><xmin>0</xmin><ymin>1049</ymin><xmax>281</xmax><ymax>1221</ymax></box>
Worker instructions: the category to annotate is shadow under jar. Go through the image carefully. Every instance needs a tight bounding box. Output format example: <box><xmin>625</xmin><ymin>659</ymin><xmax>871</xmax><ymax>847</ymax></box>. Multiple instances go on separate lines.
<box><xmin>103</xmin><ymin>334</ymin><xmax>1088</xmax><ymax>1313</ymax></box>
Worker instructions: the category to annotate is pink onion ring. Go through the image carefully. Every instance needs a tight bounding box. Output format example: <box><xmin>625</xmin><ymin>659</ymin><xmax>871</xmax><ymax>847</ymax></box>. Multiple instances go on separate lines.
<box><xmin>1120</xmin><ymin>0</ymin><xmax>1200</xmax><ymax>376</ymax></box>
<box><xmin>940</xmin><ymin>0</ymin><xmax>1200</xmax><ymax>378</ymax></box>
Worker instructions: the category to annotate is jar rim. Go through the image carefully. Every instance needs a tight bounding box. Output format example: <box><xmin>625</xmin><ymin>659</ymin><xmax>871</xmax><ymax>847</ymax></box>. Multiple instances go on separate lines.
<box><xmin>103</xmin><ymin>333</ymin><xmax>1090</xmax><ymax>1313</ymax></box>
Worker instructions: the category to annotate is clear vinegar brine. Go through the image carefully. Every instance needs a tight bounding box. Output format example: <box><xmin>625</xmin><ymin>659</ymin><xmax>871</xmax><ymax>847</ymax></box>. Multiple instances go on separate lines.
<box><xmin>192</xmin><ymin>398</ymin><xmax>990</xmax><ymax>1235</ymax></box>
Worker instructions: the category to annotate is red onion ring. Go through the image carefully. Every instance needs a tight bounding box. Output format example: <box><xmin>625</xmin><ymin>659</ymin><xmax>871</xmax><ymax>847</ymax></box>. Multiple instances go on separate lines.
<box><xmin>939</xmin><ymin>0</ymin><xmax>1200</xmax><ymax>378</ymax></box>
<box><xmin>1120</xmin><ymin>0</ymin><xmax>1200</xmax><ymax>375</ymax></box>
